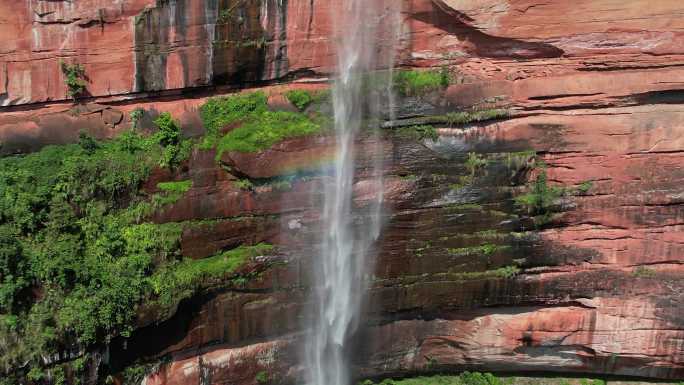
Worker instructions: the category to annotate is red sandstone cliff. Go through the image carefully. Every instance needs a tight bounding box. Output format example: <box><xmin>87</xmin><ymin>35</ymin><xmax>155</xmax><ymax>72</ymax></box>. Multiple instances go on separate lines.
<box><xmin>1</xmin><ymin>0</ymin><xmax>684</xmax><ymax>384</ymax></box>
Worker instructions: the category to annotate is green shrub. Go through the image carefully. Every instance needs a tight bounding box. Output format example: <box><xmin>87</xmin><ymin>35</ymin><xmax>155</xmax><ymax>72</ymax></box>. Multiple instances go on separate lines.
<box><xmin>514</xmin><ymin>170</ymin><xmax>564</xmax><ymax>218</ymax></box>
<box><xmin>285</xmin><ymin>89</ymin><xmax>314</xmax><ymax>111</ymax></box>
<box><xmin>60</xmin><ymin>61</ymin><xmax>87</xmax><ymax>98</ymax></box>
<box><xmin>394</xmin><ymin>69</ymin><xmax>449</xmax><ymax>96</ymax></box>
<box><xmin>153</xmin><ymin>112</ymin><xmax>191</xmax><ymax>169</ymax></box>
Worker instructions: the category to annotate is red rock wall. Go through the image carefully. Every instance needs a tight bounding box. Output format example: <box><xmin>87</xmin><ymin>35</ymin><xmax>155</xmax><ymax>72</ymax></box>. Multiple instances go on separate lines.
<box><xmin>0</xmin><ymin>0</ymin><xmax>340</xmax><ymax>106</ymax></box>
<box><xmin>2</xmin><ymin>0</ymin><xmax>684</xmax><ymax>384</ymax></box>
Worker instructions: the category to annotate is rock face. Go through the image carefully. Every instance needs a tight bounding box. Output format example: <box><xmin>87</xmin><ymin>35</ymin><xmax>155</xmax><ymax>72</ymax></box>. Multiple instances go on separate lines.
<box><xmin>2</xmin><ymin>0</ymin><xmax>684</xmax><ymax>384</ymax></box>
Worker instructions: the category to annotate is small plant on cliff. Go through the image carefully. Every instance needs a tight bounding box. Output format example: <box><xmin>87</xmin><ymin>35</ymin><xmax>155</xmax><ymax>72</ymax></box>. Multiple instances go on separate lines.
<box><xmin>60</xmin><ymin>61</ymin><xmax>87</xmax><ymax>98</ymax></box>
<box><xmin>576</xmin><ymin>180</ymin><xmax>593</xmax><ymax>195</ymax></box>
<box><xmin>514</xmin><ymin>170</ymin><xmax>565</xmax><ymax>226</ymax></box>
<box><xmin>285</xmin><ymin>89</ymin><xmax>315</xmax><ymax>111</ymax></box>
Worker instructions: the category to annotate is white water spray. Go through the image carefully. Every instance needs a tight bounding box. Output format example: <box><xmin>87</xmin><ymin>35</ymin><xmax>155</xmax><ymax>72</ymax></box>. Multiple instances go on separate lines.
<box><xmin>306</xmin><ymin>2</ymin><xmax>402</xmax><ymax>385</ymax></box>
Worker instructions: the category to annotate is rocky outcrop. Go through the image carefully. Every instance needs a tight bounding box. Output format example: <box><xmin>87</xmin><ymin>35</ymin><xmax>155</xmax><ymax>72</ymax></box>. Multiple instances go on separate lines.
<box><xmin>2</xmin><ymin>0</ymin><xmax>684</xmax><ymax>384</ymax></box>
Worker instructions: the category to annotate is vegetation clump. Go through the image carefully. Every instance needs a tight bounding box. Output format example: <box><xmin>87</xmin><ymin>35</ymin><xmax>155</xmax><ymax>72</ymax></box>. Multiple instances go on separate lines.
<box><xmin>129</xmin><ymin>108</ymin><xmax>145</xmax><ymax>129</ymax></box>
<box><xmin>0</xmin><ymin>126</ymin><xmax>267</xmax><ymax>377</ymax></box>
<box><xmin>465</xmin><ymin>152</ymin><xmax>488</xmax><ymax>177</ymax></box>
<box><xmin>199</xmin><ymin>91</ymin><xmax>324</xmax><ymax>156</ymax></box>
<box><xmin>149</xmin><ymin>243</ymin><xmax>273</xmax><ymax>311</ymax></box>
<box><xmin>397</xmin><ymin>125</ymin><xmax>438</xmax><ymax>141</ymax></box>
<box><xmin>60</xmin><ymin>61</ymin><xmax>87</xmax><ymax>98</ymax></box>
<box><xmin>155</xmin><ymin>180</ymin><xmax>193</xmax><ymax>206</ymax></box>
<box><xmin>632</xmin><ymin>266</ymin><xmax>657</xmax><ymax>278</ymax></box>
<box><xmin>285</xmin><ymin>89</ymin><xmax>315</xmax><ymax>111</ymax></box>
<box><xmin>199</xmin><ymin>91</ymin><xmax>269</xmax><ymax>149</ymax></box>
<box><xmin>514</xmin><ymin>170</ymin><xmax>565</xmax><ymax>223</ymax></box>
<box><xmin>447</xmin><ymin>244</ymin><xmax>510</xmax><ymax>257</ymax></box>
<box><xmin>256</xmin><ymin>370</ymin><xmax>269</xmax><ymax>384</ymax></box>
<box><xmin>442</xmin><ymin>109</ymin><xmax>510</xmax><ymax>126</ymax></box>
<box><xmin>394</xmin><ymin>68</ymin><xmax>450</xmax><ymax>96</ymax></box>
<box><xmin>153</xmin><ymin>112</ymin><xmax>192</xmax><ymax>169</ymax></box>
<box><xmin>216</xmin><ymin>111</ymin><xmax>321</xmax><ymax>156</ymax></box>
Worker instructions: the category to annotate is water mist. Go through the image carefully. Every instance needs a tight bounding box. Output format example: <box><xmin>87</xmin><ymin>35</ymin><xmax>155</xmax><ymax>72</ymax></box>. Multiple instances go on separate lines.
<box><xmin>306</xmin><ymin>2</ymin><xmax>402</xmax><ymax>385</ymax></box>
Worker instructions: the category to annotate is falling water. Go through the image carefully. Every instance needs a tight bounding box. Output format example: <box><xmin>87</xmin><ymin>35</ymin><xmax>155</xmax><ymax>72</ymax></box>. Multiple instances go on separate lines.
<box><xmin>306</xmin><ymin>1</ymin><xmax>402</xmax><ymax>385</ymax></box>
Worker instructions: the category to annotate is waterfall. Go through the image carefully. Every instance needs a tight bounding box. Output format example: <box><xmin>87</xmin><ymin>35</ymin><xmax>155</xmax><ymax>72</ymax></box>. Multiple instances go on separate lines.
<box><xmin>306</xmin><ymin>1</ymin><xmax>402</xmax><ymax>384</ymax></box>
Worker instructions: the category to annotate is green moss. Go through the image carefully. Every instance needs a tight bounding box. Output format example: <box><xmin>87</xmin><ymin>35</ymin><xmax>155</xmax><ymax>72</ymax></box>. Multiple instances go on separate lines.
<box><xmin>234</xmin><ymin>179</ymin><xmax>254</xmax><ymax>190</ymax></box>
<box><xmin>447</xmin><ymin>243</ymin><xmax>509</xmax><ymax>256</ymax></box>
<box><xmin>446</xmin><ymin>203</ymin><xmax>483</xmax><ymax>211</ymax></box>
<box><xmin>577</xmin><ymin>180</ymin><xmax>593</xmax><ymax>194</ymax></box>
<box><xmin>148</xmin><ymin>243</ymin><xmax>273</xmax><ymax>309</ymax></box>
<box><xmin>157</xmin><ymin>180</ymin><xmax>192</xmax><ymax>194</ymax></box>
<box><xmin>632</xmin><ymin>266</ymin><xmax>657</xmax><ymax>278</ymax></box>
<box><xmin>397</xmin><ymin>125</ymin><xmax>438</xmax><ymax>141</ymax></box>
<box><xmin>154</xmin><ymin>181</ymin><xmax>192</xmax><ymax>207</ymax></box>
<box><xmin>439</xmin><ymin>109</ymin><xmax>510</xmax><ymax>126</ymax></box>
<box><xmin>394</xmin><ymin>68</ymin><xmax>450</xmax><ymax>96</ymax></box>
<box><xmin>199</xmin><ymin>91</ymin><xmax>268</xmax><ymax>149</ymax></box>
<box><xmin>216</xmin><ymin>111</ymin><xmax>322</xmax><ymax>156</ymax></box>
